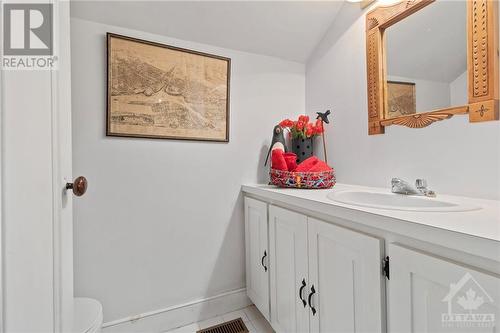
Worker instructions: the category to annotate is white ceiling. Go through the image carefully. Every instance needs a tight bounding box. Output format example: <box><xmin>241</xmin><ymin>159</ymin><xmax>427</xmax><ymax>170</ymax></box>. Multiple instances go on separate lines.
<box><xmin>386</xmin><ymin>0</ymin><xmax>467</xmax><ymax>83</ymax></box>
<box><xmin>70</xmin><ymin>1</ymin><xmax>345</xmax><ymax>63</ymax></box>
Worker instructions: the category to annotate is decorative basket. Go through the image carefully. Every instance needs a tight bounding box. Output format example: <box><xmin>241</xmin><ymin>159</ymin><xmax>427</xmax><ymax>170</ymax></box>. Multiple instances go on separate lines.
<box><xmin>270</xmin><ymin>168</ymin><xmax>336</xmax><ymax>189</ymax></box>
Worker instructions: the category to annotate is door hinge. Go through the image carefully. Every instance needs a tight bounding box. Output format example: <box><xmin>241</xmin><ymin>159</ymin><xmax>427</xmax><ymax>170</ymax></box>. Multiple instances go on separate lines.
<box><xmin>383</xmin><ymin>256</ymin><xmax>390</xmax><ymax>280</ymax></box>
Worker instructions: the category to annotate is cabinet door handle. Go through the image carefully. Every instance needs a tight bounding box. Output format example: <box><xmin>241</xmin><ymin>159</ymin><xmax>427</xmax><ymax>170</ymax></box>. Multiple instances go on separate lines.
<box><xmin>261</xmin><ymin>250</ymin><xmax>267</xmax><ymax>272</ymax></box>
<box><xmin>308</xmin><ymin>285</ymin><xmax>317</xmax><ymax>315</ymax></box>
<box><xmin>299</xmin><ymin>278</ymin><xmax>307</xmax><ymax>307</ymax></box>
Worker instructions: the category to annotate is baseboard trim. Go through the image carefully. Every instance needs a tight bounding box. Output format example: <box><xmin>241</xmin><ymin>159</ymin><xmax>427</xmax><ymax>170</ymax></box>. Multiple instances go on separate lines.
<box><xmin>102</xmin><ymin>288</ymin><xmax>251</xmax><ymax>332</ymax></box>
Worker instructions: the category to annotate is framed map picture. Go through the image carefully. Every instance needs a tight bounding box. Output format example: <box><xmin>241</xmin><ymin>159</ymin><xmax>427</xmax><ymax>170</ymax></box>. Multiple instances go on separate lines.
<box><xmin>107</xmin><ymin>33</ymin><xmax>231</xmax><ymax>142</ymax></box>
<box><xmin>386</xmin><ymin>81</ymin><xmax>416</xmax><ymax>118</ymax></box>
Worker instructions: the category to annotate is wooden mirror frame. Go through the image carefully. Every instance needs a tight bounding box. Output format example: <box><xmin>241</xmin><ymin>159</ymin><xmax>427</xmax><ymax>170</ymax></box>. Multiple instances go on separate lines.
<box><xmin>366</xmin><ymin>0</ymin><xmax>499</xmax><ymax>135</ymax></box>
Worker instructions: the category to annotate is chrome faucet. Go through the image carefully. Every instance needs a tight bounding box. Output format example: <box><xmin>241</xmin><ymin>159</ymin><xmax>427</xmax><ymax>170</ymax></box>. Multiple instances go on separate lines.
<box><xmin>391</xmin><ymin>178</ymin><xmax>436</xmax><ymax>197</ymax></box>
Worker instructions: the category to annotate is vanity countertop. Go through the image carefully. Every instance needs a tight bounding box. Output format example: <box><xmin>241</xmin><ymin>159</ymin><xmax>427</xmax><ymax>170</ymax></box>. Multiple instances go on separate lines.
<box><xmin>242</xmin><ymin>183</ymin><xmax>500</xmax><ymax>244</ymax></box>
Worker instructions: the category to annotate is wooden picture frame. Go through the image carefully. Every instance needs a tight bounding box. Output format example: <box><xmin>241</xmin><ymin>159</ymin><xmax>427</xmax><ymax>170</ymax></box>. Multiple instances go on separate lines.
<box><xmin>107</xmin><ymin>33</ymin><xmax>231</xmax><ymax>142</ymax></box>
<box><xmin>365</xmin><ymin>0</ymin><xmax>499</xmax><ymax>134</ymax></box>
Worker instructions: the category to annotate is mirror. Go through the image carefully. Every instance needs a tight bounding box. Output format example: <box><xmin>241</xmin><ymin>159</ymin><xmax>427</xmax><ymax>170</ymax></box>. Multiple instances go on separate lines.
<box><xmin>365</xmin><ymin>0</ymin><xmax>499</xmax><ymax>135</ymax></box>
<box><xmin>385</xmin><ymin>1</ymin><xmax>467</xmax><ymax>118</ymax></box>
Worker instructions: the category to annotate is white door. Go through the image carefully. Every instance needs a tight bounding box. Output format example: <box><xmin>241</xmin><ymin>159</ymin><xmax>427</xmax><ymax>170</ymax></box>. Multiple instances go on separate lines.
<box><xmin>245</xmin><ymin>197</ymin><xmax>270</xmax><ymax>320</ymax></box>
<box><xmin>1</xmin><ymin>1</ymin><xmax>74</xmax><ymax>331</ymax></box>
<box><xmin>389</xmin><ymin>243</ymin><xmax>500</xmax><ymax>333</ymax></box>
<box><xmin>307</xmin><ymin>218</ymin><xmax>385</xmax><ymax>333</ymax></box>
<box><xmin>269</xmin><ymin>205</ymin><xmax>309</xmax><ymax>333</ymax></box>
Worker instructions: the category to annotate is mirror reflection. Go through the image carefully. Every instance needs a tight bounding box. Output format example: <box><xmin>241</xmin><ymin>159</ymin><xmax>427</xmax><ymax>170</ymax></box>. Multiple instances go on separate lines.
<box><xmin>385</xmin><ymin>1</ymin><xmax>467</xmax><ymax>118</ymax></box>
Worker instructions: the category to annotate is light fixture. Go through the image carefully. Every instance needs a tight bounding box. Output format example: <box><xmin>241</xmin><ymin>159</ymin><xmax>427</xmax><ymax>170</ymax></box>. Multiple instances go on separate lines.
<box><xmin>346</xmin><ymin>0</ymin><xmax>376</xmax><ymax>8</ymax></box>
<box><xmin>377</xmin><ymin>0</ymin><xmax>403</xmax><ymax>4</ymax></box>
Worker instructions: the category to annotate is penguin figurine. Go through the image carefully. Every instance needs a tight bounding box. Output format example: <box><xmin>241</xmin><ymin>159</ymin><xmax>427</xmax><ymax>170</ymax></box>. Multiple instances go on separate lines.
<box><xmin>264</xmin><ymin>125</ymin><xmax>287</xmax><ymax>166</ymax></box>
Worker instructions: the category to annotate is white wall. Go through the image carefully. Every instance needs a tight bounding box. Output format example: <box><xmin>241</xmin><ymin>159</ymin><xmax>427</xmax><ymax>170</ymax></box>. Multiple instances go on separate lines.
<box><xmin>306</xmin><ymin>4</ymin><xmax>500</xmax><ymax>200</ymax></box>
<box><xmin>71</xmin><ymin>18</ymin><xmax>305</xmax><ymax>322</ymax></box>
<box><xmin>450</xmin><ymin>71</ymin><xmax>468</xmax><ymax>106</ymax></box>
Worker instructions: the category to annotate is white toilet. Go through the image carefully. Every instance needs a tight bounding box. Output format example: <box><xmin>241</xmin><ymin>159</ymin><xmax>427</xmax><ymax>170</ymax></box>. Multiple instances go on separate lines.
<box><xmin>73</xmin><ymin>298</ymin><xmax>103</xmax><ymax>333</ymax></box>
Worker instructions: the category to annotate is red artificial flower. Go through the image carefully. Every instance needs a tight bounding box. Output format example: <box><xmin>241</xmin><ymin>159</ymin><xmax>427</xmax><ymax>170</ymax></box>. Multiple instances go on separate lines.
<box><xmin>296</xmin><ymin>120</ymin><xmax>305</xmax><ymax>131</ymax></box>
<box><xmin>314</xmin><ymin>119</ymin><xmax>324</xmax><ymax>134</ymax></box>
<box><xmin>298</xmin><ymin>115</ymin><xmax>310</xmax><ymax>124</ymax></box>
<box><xmin>279</xmin><ymin>119</ymin><xmax>294</xmax><ymax>128</ymax></box>
<box><xmin>305</xmin><ymin>123</ymin><xmax>314</xmax><ymax>137</ymax></box>
<box><xmin>279</xmin><ymin>114</ymin><xmax>328</xmax><ymax>139</ymax></box>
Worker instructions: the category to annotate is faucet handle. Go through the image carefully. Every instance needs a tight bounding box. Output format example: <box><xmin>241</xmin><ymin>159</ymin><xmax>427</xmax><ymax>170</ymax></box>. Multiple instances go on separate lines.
<box><xmin>416</xmin><ymin>179</ymin><xmax>436</xmax><ymax>197</ymax></box>
<box><xmin>392</xmin><ymin>178</ymin><xmax>402</xmax><ymax>186</ymax></box>
<box><xmin>415</xmin><ymin>179</ymin><xmax>427</xmax><ymax>190</ymax></box>
<box><xmin>391</xmin><ymin>178</ymin><xmax>402</xmax><ymax>191</ymax></box>
<box><xmin>392</xmin><ymin>178</ymin><xmax>418</xmax><ymax>195</ymax></box>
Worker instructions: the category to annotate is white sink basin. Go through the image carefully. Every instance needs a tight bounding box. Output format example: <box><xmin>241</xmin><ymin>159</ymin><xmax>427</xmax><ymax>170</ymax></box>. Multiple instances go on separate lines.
<box><xmin>327</xmin><ymin>191</ymin><xmax>480</xmax><ymax>212</ymax></box>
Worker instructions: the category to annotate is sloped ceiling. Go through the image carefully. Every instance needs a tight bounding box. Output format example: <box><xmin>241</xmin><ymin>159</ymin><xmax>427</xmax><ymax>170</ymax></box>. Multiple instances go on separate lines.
<box><xmin>70</xmin><ymin>1</ymin><xmax>345</xmax><ymax>63</ymax></box>
<box><xmin>386</xmin><ymin>1</ymin><xmax>467</xmax><ymax>83</ymax></box>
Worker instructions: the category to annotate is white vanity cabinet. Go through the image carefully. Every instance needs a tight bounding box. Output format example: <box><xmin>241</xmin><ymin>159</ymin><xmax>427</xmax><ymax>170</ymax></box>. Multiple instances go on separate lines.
<box><xmin>268</xmin><ymin>206</ymin><xmax>309</xmax><ymax>333</ymax></box>
<box><xmin>243</xmin><ymin>185</ymin><xmax>500</xmax><ymax>333</ymax></box>
<box><xmin>388</xmin><ymin>244</ymin><xmax>500</xmax><ymax>333</ymax></box>
<box><xmin>244</xmin><ymin>197</ymin><xmax>270</xmax><ymax>320</ymax></box>
<box><xmin>307</xmin><ymin>217</ymin><xmax>384</xmax><ymax>333</ymax></box>
<box><xmin>267</xmin><ymin>205</ymin><xmax>385</xmax><ymax>333</ymax></box>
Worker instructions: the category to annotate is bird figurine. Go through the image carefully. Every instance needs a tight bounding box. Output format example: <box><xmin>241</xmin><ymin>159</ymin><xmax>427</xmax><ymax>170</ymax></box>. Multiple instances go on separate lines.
<box><xmin>316</xmin><ymin>110</ymin><xmax>331</xmax><ymax>163</ymax></box>
<box><xmin>264</xmin><ymin>125</ymin><xmax>287</xmax><ymax>166</ymax></box>
<box><xmin>316</xmin><ymin>110</ymin><xmax>331</xmax><ymax>124</ymax></box>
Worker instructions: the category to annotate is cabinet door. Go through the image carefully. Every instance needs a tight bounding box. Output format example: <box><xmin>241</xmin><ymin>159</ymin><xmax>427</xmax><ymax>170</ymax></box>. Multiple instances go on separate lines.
<box><xmin>269</xmin><ymin>205</ymin><xmax>309</xmax><ymax>333</ymax></box>
<box><xmin>389</xmin><ymin>244</ymin><xmax>500</xmax><ymax>333</ymax></box>
<box><xmin>308</xmin><ymin>218</ymin><xmax>385</xmax><ymax>333</ymax></box>
<box><xmin>245</xmin><ymin>197</ymin><xmax>270</xmax><ymax>320</ymax></box>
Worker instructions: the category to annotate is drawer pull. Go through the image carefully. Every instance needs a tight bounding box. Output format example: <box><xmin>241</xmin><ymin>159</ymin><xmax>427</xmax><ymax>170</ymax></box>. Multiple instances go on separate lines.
<box><xmin>308</xmin><ymin>285</ymin><xmax>317</xmax><ymax>315</ymax></box>
<box><xmin>299</xmin><ymin>278</ymin><xmax>307</xmax><ymax>307</ymax></box>
<box><xmin>261</xmin><ymin>251</ymin><xmax>267</xmax><ymax>272</ymax></box>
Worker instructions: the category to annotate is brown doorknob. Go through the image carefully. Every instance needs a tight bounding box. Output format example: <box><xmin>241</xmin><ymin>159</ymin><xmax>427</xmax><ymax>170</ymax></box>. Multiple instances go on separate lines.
<box><xmin>66</xmin><ymin>176</ymin><xmax>88</xmax><ymax>197</ymax></box>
